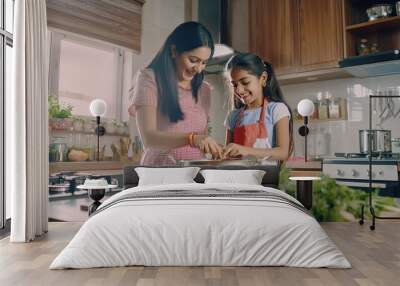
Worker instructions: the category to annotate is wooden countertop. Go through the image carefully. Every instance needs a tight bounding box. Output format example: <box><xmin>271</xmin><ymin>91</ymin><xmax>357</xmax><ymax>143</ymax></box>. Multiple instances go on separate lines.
<box><xmin>284</xmin><ymin>160</ymin><xmax>322</xmax><ymax>170</ymax></box>
<box><xmin>284</xmin><ymin>160</ymin><xmax>322</xmax><ymax>177</ymax></box>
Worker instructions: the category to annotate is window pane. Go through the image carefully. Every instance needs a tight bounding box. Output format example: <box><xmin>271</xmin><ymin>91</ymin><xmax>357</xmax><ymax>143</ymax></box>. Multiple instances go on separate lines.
<box><xmin>5</xmin><ymin>43</ymin><xmax>12</xmax><ymax>219</ymax></box>
<box><xmin>5</xmin><ymin>0</ymin><xmax>14</xmax><ymax>33</ymax></box>
<box><xmin>58</xmin><ymin>38</ymin><xmax>117</xmax><ymax>118</ymax></box>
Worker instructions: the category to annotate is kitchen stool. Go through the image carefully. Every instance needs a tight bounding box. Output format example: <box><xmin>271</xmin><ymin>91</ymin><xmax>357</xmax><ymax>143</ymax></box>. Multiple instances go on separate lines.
<box><xmin>77</xmin><ymin>184</ymin><xmax>117</xmax><ymax>215</ymax></box>
<box><xmin>289</xmin><ymin>176</ymin><xmax>321</xmax><ymax>210</ymax></box>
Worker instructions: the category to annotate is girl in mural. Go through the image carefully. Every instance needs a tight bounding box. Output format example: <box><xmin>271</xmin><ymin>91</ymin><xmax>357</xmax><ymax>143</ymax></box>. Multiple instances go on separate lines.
<box><xmin>128</xmin><ymin>21</ymin><xmax>223</xmax><ymax>165</ymax></box>
<box><xmin>223</xmin><ymin>53</ymin><xmax>293</xmax><ymax>162</ymax></box>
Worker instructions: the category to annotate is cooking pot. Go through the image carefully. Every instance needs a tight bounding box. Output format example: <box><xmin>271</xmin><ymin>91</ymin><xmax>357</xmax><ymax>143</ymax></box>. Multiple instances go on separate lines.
<box><xmin>359</xmin><ymin>129</ymin><xmax>391</xmax><ymax>154</ymax></box>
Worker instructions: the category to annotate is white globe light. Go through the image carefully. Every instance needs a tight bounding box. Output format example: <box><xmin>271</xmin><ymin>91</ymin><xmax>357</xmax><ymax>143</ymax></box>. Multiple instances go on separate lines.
<box><xmin>90</xmin><ymin>99</ymin><xmax>107</xmax><ymax>116</ymax></box>
<box><xmin>297</xmin><ymin>99</ymin><xmax>315</xmax><ymax>117</ymax></box>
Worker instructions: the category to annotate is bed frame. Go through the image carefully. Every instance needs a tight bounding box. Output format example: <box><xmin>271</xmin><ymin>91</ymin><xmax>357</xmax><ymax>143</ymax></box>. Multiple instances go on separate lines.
<box><xmin>123</xmin><ymin>164</ymin><xmax>280</xmax><ymax>189</ymax></box>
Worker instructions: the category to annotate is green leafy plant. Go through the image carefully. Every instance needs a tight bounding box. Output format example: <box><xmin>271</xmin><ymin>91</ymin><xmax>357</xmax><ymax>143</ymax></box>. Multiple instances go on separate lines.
<box><xmin>48</xmin><ymin>95</ymin><xmax>73</xmax><ymax>119</ymax></box>
<box><xmin>279</xmin><ymin>166</ymin><xmax>398</xmax><ymax>222</ymax></box>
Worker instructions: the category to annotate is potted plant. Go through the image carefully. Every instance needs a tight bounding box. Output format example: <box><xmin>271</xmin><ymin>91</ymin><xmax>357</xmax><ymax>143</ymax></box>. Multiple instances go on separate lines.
<box><xmin>72</xmin><ymin>117</ymin><xmax>85</xmax><ymax>132</ymax></box>
<box><xmin>48</xmin><ymin>95</ymin><xmax>73</xmax><ymax>130</ymax></box>
<box><xmin>278</xmin><ymin>166</ymin><xmax>398</xmax><ymax>222</ymax></box>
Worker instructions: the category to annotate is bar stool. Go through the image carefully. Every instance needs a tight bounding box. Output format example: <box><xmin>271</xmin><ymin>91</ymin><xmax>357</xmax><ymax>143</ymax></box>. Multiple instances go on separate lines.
<box><xmin>289</xmin><ymin>176</ymin><xmax>321</xmax><ymax>210</ymax></box>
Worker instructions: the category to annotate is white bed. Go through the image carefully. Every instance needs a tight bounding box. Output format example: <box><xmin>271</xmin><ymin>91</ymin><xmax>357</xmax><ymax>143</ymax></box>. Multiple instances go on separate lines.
<box><xmin>50</xmin><ymin>183</ymin><xmax>351</xmax><ymax>269</ymax></box>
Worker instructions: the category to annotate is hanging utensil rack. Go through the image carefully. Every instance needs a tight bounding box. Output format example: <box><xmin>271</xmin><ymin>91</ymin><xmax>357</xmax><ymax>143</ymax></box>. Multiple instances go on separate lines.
<box><xmin>359</xmin><ymin>94</ymin><xmax>400</xmax><ymax>230</ymax></box>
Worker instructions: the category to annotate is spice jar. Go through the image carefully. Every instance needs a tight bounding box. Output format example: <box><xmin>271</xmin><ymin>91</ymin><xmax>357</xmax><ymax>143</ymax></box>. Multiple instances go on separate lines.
<box><xmin>318</xmin><ymin>97</ymin><xmax>329</xmax><ymax>120</ymax></box>
<box><xmin>312</xmin><ymin>99</ymin><xmax>319</xmax><ymax>119</ymax></box>
<box><xmin>328</xmin><ymin>97</ymin><xmax>340</xmax><ymax>119</ymax></box>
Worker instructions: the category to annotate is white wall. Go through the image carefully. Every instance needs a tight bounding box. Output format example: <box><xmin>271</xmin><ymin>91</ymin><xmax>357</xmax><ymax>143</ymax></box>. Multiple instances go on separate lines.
<box><xmin>127</xmin><ymin>0</ymin><xmax>186</xmax><ymax>137</ymax></box>
<box><xmin>205</xmin><ymin>74</ymin><xmax>231</xmax><ymax>144</ymax></box>
<box><xmin>131</xmin><ymin>0</ymin><xmax>186</xmax><ymax>72</ymax></box>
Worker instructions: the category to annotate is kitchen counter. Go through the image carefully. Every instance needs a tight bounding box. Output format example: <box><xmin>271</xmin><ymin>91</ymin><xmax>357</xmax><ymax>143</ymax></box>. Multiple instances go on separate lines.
<box><xmin>284</xmin><ymin>160</ymin><xmax>322</xmax><ymax>170</ymax></box>
<box><xmin>284</xmin><ymin>160</ymin><xmax>322</xmax><ymax>177</ymax></box>
<box><xmin>50</xmin><ymin>159</ymin><xmax>324</xmax><ymax>177</ymax></box>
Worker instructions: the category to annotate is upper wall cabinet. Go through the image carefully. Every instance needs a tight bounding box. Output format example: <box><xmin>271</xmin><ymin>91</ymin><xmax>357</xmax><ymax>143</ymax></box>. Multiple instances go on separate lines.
<box><xmin>249</xmin><ymin>0</ymin><xmax>299</xmax><ymax>75</ymax></box>
<box><xmin>46</xmin><ymin>0</ymin><xmax>145</xmax><ymax>52</ymax></box>
<box><xmin>249</xmin><ymin>0</ymin><xmax>344</xmax><ymax>79</ymax></box>
<box><xmin>298</xmin><ymin>0</ymin><xmax>343</xmax><ymax>71</ymax></box>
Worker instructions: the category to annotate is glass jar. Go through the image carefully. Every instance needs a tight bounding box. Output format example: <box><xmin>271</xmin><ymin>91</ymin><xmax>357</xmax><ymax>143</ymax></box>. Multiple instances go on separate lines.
<box><xmin>312</xmin><ymin>99</ymin><xmax>319</xmax><ymax>119</ymax></box>
<box><xmin>49</xmin><ymin>136</ymin><xmax>68</xmax><ymax>162</ymax></box>
<box><xmin>82</xmin><ymin>134</ymin><xmax>95</xmax><ymax>160</ymax></box>
<box><xmin>392</xmin><ymin>138</ymin><xmax>400</xmax><ymax>153</ymax></box>
<box><xmin>318</xmin><ymin>98</ymin><xmax>329</xmax><ymax>120</ymax></box>
<box><xmin>69</xmin><ymin>133</ymin><xmax>94</xmax><ymax>161</ymax></box>
<box><xmin>328</xmin><ymin>97</ymin><xmax>340</xmax><ymax>119</ymax></box>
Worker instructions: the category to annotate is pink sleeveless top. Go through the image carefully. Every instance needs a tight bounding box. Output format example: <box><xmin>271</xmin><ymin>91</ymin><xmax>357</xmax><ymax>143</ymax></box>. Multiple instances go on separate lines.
<box><xmin>128</xmin><ymin>69</ymin><xmax>212</xmax><ymax>165</ymax></box>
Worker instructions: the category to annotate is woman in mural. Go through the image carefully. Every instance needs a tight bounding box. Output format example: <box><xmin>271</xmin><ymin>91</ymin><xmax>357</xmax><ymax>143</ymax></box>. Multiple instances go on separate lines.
<box><xmin>128</xmin><ymin>21</ymin><xmax>223</xmax><ymax>165</ymax></box>
<box><xmin>223</xmin><ymin>53</ymin><xmax>293</xmax><ymax>162</ymax></box>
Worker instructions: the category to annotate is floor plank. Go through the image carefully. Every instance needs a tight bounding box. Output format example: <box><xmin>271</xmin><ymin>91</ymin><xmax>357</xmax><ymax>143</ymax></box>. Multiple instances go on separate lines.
<box><xmin>0</xmin><ymin>222</ymin><xmax>399</xmax><ymax>286</ymax></box>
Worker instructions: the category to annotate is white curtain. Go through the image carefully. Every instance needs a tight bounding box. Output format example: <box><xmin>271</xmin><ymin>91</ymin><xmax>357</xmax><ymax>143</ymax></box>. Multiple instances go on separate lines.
<box><xmin>8</xmin><ymin>0</ymin><xmax>49</xmax><ymax>242</ymax></box>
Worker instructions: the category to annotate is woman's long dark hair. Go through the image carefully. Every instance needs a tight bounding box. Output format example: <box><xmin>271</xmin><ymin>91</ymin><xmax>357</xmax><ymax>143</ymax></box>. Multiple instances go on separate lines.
<box><xmin>226</xmin><ymin>53</ymin><xmax>294</xmax><ymax>155</ymax></box>
<box><xmin>147</xmin><ymin>21</ymin><xmax>214</xmax><ymax>123</ymax></box>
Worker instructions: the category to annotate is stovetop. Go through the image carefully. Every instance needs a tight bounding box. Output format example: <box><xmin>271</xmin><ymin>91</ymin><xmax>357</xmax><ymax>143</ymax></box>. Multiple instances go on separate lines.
<box><xmin>323</xmin><ymin>153</ymin><xmax>400</xmax><ymax>166</ymax></box>
<box><xmin>322</xmin><ymin>153</ymin><xmax>400</xmax><ymax>184</ymax></box>
<box><xmin>334</xmin><ymin>152</ymin><xmax>400</xmax><ymax>160</ymax></box>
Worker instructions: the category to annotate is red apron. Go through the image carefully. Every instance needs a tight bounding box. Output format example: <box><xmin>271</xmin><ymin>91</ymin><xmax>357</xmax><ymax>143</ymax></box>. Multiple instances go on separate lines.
<box><xmin>233</xmin><ymin>100</ymin><xmax>268</xmax><ymax>147</ymax></box>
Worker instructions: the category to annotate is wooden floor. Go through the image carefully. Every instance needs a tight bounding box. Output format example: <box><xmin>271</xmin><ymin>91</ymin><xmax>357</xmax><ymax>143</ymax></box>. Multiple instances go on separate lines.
<box><xmin>0</xmin><ymin>222</ymin><xmax>399</xmax><ymax>286</ymax></box>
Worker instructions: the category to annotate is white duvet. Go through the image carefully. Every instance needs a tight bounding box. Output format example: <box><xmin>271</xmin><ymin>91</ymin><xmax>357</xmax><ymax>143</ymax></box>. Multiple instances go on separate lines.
<box><xmin>50</xmin><ymin>183</ymin><xmax>351</xmax><ymax>269</ymax></box>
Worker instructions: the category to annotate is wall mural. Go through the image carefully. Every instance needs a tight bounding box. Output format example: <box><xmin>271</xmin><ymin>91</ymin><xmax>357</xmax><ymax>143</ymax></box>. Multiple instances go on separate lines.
<box><xmin>49</xmin><ymin>21</ymin><xmax>400</xmax><ymax>223</ymax></box>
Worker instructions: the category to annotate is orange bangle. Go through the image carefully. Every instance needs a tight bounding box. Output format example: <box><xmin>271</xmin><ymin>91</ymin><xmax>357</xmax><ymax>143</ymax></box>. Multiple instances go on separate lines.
<box><xmin>187</xmin><ymin>132</ymin><xmax>193</xmax><ymax>147</ymax></box>
<box><xmin>188</xmin><ymin>132</ymin><xmax>197</xmax><ymax>147</ymax></box>
<box><xmin>191</xmin><ymin>133</ymin><xmax>197</xmax><ymax>147</ymax></box>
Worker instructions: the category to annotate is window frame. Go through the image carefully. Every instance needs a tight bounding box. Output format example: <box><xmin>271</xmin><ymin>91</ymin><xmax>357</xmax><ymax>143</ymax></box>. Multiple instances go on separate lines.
<box><xmin>49</xmin><ymin>31</ymin><xmax>125</xmax><ymax>122</ymax></box>
<box><xmin>1</xmin><ymin>0</ymin><xmax>14</xmax><ymax>230</ymax></box>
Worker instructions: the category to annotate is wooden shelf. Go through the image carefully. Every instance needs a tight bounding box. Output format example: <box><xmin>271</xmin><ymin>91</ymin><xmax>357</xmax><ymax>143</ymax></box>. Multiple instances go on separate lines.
<box><xmin>294</xmin><ymin>118</ymin><xmax>347</xmax><ymax>123</ymax></box>
<box><xmin>49</xmin><ymin>189</ymin><xmax>122</xmax><ymax>201</ymax></box>
<box><xmin>49</xmin><ymin>161</ymin><xmax>127</xmax><ymax>173</ymax></box>
<box><xmin>346</xmin><ymin>16</ymin><xmax>400</xmax><ymax>34</ymax></box>
<box><xmin>50</xmin><ymin>129</ymin><xmax>129</xmax><ymax>137</ymax></box>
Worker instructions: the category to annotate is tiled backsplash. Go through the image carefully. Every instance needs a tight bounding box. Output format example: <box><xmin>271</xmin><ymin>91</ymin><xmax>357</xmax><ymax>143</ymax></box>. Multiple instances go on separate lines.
<box><xmin>282</xmin><ymin>74</ymin><xmax>400</xmax><ymax>157</ymax></box>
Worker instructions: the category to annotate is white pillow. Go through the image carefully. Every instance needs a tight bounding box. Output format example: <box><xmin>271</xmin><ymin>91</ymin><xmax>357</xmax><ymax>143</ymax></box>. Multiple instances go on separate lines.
<box><xmin>135</xmin><ymin>167</ymin><xmax>200</xmax><ymax>186</ymax></box>
<box><xmin>200</xmin><ymin>169</ymin><xmax>266</xmax><ymax>185</ymax></box>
